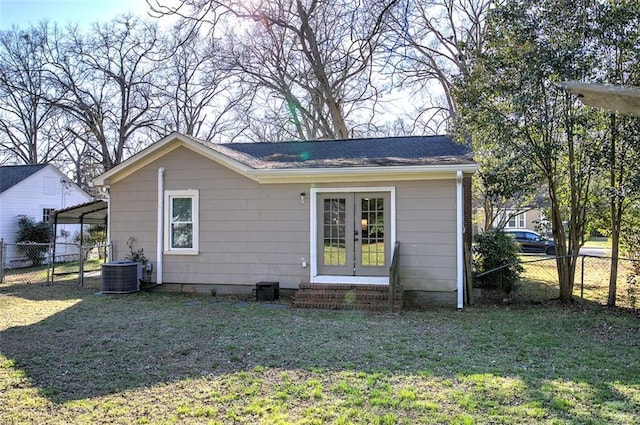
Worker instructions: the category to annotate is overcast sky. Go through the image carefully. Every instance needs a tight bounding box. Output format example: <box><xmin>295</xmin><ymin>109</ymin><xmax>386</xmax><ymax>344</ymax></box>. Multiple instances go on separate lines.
<box><xmin>0</xmin><ymin>0</ymin><xmax>154</xmax><ymax>30</ymax></box>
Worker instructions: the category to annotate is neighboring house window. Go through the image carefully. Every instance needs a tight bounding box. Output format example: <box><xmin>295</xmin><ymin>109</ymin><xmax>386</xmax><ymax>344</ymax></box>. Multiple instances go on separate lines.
<box><xmin>43</xmin><ymin>208</ymin><xmax>55</xmax><ymax>223</ymax></box>
<box><xmin>504</xmin><ymin>211</ymin><xmax>526</xmax><ymax>229</ymax></box>
<box><xmin>518</xmin><ymin>212</ymin><xmax>526</xmax><ymax>228</ymax></box>
<box><xmin>164</xmin><ymin>190</ymin><xmax>199</xmax><ymax>254</ymax></box>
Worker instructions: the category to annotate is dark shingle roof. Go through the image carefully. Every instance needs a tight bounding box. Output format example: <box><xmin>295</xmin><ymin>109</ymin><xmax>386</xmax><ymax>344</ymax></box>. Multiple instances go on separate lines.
<box><xmin>0</xmin><ymin>164</ymin><xmax>48</xmax><ymax>193</ymax></box>
<box><xmin>216</xmin><ymin>135</ymin><xmax>473</xmax><ymax>169</ymax></box>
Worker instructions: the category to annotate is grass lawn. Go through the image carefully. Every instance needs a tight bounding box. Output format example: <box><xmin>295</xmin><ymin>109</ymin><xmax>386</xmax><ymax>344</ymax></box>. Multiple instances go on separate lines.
<box><xmin>582</xmin><ymin>238</ymin><xmax>612</xmax><ymax>250</ymax></box>
<box><xmin>1</xmin><ymin>278</ymin><xmax>639</xmax><ymax>424</ymax></box>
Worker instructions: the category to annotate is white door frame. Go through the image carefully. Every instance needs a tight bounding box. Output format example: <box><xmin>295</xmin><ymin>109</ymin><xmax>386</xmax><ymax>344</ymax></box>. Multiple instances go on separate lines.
<box><xmin>310</xmin><ymin>187</ymin><xmax>396</xmax><ymax>284</ymax></box>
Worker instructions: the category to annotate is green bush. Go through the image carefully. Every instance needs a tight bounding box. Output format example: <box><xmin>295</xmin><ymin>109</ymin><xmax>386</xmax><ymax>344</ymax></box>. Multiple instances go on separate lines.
<box><xmin>472</xmin><ymin>229</ymin><xmax>523</xmax><ymax>294</ymax></box>
<box><xmin>15</xmin><ymin>215</ymin><xmax>53</xmax><ymax>266</ymax></box>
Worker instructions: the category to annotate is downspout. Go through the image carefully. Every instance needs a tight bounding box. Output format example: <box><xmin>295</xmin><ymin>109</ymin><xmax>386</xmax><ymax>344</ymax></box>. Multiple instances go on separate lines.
<box><xmin>456</xmin><ymin>170</ymin><xmax>464</xmax><ymax>309</ymax></box>
<box><xmin>157</xmin><ymin>167</ymin><xmax>165</xmax><ymax>284</ymax></box>
<box><xmin>106</xmin><ymin>189</ymin><xmax>111</xmax><ymax>259</ymax></box>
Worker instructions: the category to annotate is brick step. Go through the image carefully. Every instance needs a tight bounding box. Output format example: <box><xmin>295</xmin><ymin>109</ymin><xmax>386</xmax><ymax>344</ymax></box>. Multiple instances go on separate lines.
<box><xmin>298</xmin><ymin>283</ymin><xmax>390</xmax><ymax>291</ymax></box>
<box><xmin>294</xmin><ymin>283</ymin><xmax>403</xmax><ymax>311</ymax></box>
<box><xmin>294</xmin><ymin>296</ymin><xmax>400</xmax><ymax>305</ymax></box>
<box><xmin>293</xmin><ymin>301</ymin><xmax>400</xmax><ymax>311</ymax></box>
<box><xmin>294</xmin><ymin>291</ymin><xmax>400</xmax><ymax>301</ymax></box>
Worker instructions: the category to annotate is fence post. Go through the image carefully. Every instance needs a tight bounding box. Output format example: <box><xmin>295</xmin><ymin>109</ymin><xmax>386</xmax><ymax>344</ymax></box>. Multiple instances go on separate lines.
<box><xmin>78</xmin><ymin>244</ymin><xmax>84</xmax><ymax>287</ymax></box>
<box><xmin>47</xmin><ymin>242</ymin><xmax>53</xmax><ymax>285</ymax></box>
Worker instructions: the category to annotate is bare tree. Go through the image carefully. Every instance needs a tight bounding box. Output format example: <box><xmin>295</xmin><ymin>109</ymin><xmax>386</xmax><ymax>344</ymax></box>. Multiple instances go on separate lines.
<box><xmin>386</xmin><ymin>0</ymin><xmax>497</xmax><ymax>131</ymax></box>
<box><xmin>149</xmin><ymin>0</ymin><xmax>397</xmax><ymax>141</ymax></box>
<box><xmin>44</xmin><ymin>16</ymin><xmax>162</xmax><ymax>172</ymax></box>
<box><xmin>154</xmin><ymin>24</ymin><xmax>246</xmax><ymax>142</ymax></box>
<box><xmin>0</xmin><ymin>23</ymin><xmax>68</xmax><ymax>164</ymax></box>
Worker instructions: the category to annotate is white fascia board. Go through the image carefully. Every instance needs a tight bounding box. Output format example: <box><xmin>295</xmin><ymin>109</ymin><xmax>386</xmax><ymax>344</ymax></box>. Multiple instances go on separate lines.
<box><xmin>248</xmin><ymin>163</ymin><xmax>478</xmax><ymax>184</ymax></box>
<box><xmin>93</xmin><ymin>133</ymin><xmax>183</xmax><ymax>187</ymax></box>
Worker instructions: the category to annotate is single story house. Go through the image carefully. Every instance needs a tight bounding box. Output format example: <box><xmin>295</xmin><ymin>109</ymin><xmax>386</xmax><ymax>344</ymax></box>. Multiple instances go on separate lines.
<box><xmin>93</xmin><ymin>132</ymin><xmax>476</xmax><ymax>308</ymax></box>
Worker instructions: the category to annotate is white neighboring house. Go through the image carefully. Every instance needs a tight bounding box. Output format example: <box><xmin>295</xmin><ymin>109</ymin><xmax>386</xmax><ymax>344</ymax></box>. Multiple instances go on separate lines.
<box><xmin>0</xmin><ymin>164</ymin><xmax>92</xmax><ymax>265</ymax></box>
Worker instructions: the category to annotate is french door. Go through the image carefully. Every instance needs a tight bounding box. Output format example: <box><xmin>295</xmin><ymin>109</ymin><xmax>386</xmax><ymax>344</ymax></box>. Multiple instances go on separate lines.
<box><xmin>317</xmin><ymin>192</ymin><xmax>390</xmax><ymax>276</ymax></box>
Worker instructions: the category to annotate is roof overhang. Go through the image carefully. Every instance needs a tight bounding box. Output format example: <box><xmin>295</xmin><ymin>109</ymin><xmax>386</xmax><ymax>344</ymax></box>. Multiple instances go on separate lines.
<box><xmin>93</xmin><ymin>132</ymin><xmax>477</xmax><ymax>187</ymax></box>
<box><xmin>561</xmin><ymin>81</ymin><xmax>640</xmax><ymax>117</ymax></box>
<box><xmin>51</xmin><ymin>200</ymin><xmax>108</xmax><ymax>225</ymax></box>
<box><xmin>93</xmin><ymin>132</ymin><xmax>253</xmax><ymax>187</ymax></box>
<box><xmin>246</xmin><ymin>163</ymin><xmax>478</xmax><ymax>184</ymax></box>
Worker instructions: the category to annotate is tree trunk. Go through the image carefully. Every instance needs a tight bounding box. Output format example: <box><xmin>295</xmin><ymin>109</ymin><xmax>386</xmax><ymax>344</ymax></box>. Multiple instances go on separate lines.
<box><xmin>483</xmin><ymin>197</ymin><xmax>494</xmax><ymax>232</ymax></box>
<box><xmin>608</xmin><ymin>198</ymin><xmax>624</xmax><ymax>307</ymax></box>
<box><xmin>549</xmin><ymin>179</ymin><xmax>573</xmax><ymax>302</ymax></box>
<box><xmin>608</xmin><ymin>112</ymin><xmax>620</xmax><ymax>307</ymax></box>
<box><xmin>608</xmin><ymin>224</ymin><xmax>620</xmax><ymax>307</ymax></box>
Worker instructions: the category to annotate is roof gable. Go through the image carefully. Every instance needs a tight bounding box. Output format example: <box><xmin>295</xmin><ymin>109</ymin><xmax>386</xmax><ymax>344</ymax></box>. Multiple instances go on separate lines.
<box><xmin>0</xmin><ymin>164</ymin><xmax>48</xmax><ymax>193</ymax></box>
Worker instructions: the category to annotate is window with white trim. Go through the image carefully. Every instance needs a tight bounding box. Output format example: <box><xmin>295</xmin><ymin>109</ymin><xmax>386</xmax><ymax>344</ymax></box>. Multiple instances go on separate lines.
<box><xmin>504</xmin><ymin>211</ymin><xmax>526</xmax><ymax>228</ymax></box>
<box><xmin>518</xmin><ymin>212</ymin><xmax>526</xmax><ymax>228</ymax></box>
<box><xmin>164</xmin><ymin>190</ymin><xmax>199</xmax><ymax>254</ymax></box>
<box><xmin>42</xmin><ymin>208</ymin><xmax>55</xmax><ymax>223</ymax></box>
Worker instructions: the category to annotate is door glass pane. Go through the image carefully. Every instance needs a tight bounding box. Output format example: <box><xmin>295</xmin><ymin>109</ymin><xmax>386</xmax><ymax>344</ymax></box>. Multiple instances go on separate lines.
<box><xmin>360</xmin><ymin>197</ymin><xmax>385</xmax><ymax>267</ymax></box>
<box><xmin>323</xmin><ymin>198</ymin><xmax>346</xmax><ymax>266</ymax></box>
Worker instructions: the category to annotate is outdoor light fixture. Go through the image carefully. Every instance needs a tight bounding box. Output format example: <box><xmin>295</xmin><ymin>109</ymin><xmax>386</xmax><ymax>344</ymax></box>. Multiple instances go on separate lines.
<box><xmin>300</xmin><ymin>192</ymin><xmax>306</xmax><ymax>203</ymax></box>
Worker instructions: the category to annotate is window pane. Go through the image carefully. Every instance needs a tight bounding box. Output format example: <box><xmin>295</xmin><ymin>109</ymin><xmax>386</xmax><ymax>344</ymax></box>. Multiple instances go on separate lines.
<box><xmin>172</xmin><ymin>223</ymin><xmax>193</xmax><ymax>248</ymax></box>
<box><xmin>171</xmin><ymin>196</ymin><xmax>193</xmax><ymax>249</ymax></box>
<box><xmin>361</xmin><ymin>197</ymin><xmax>385</xmax><ymax>267</ymax></box>
<box><xmin>172</xmin><ymin>198</ymin><xmax>192</xmax><ymax>222</ymax></box>
<box><xmin>323</xmin><ymin>198</ymin><xmax>346</xmax><ymax>266</ymax></box>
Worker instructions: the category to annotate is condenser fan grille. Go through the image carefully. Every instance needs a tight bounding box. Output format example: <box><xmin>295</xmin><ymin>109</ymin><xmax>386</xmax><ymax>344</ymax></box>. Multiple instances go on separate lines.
<box><xmin>101</xmin><ymin>261</ymin><xmax>139</xmax><ymax>293</ymax></box>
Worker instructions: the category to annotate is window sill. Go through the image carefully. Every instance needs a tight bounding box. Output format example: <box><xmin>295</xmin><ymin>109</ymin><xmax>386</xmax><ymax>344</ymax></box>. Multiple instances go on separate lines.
<box><xmin>163</xmin><ymin>250</ymin><xmax>199</xmax><ymax>256</ymax></box>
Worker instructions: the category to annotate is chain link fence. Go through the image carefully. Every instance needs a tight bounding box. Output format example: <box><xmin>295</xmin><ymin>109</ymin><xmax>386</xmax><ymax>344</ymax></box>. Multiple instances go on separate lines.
<box><xmin>478</xmin><ymin>254</ymin><xmax>640</xmax><ymax>310</ymax></box>
<box><xmin>0</xmin><ymin>240</ymin><xmax>111</xmax><ymax>286</ymax></box>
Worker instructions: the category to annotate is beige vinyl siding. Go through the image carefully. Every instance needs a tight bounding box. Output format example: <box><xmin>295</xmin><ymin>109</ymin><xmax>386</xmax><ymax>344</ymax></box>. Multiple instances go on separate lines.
<box><xmin>395</xmin><ymin>180</ymin><xmax>457</xmax><ymax>292</ymax></box>
<box><xmin>110</xmin><ymin>146</ymin><xmax>460</xmax><ymax>294</ymax></box>
<box><xmin>110</xmin><ymin>146</ymin><xmax>310</xmax><ymax>289</ymax></box>
<box><xmin>315</xmin><ymin>179</ymin><xmax>458</xmax><ymax>292</ymax></box>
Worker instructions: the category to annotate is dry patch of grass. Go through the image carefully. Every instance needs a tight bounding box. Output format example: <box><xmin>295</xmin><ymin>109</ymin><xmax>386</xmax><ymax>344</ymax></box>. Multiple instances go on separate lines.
<box><xmin>1</xmin><ymin>281</ymin><xmax>639</xmax><ymax>424</ymax></box>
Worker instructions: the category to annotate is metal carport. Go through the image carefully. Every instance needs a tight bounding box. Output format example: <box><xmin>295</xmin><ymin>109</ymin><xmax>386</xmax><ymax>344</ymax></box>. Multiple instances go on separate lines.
<box><xmin>50</xmin><ymin>200</ymin><xmax>108</xmax><ymax>285</ymax></box>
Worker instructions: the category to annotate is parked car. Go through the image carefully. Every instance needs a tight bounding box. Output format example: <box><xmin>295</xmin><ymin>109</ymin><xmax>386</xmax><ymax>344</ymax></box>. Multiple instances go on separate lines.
<box><xmin>504</xmin><ymin>229</ymin><xmax>555</xmax><ymax>255</ymax></box>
